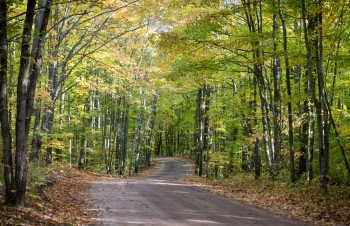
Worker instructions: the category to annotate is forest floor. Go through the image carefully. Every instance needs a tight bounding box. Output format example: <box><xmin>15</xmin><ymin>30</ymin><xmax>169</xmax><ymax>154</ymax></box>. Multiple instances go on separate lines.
<box><xmin>0</xmin><ymin>162</ymin><xmax>159</xmax><ymax>225</ymax></box>
<box><xmin>183</xmin><ymin>174</ymin><xmax>350</xmax><ymax>226</ymax></box>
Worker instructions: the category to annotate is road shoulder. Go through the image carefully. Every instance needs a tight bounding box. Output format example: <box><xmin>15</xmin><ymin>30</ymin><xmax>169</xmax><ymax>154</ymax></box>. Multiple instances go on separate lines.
<box><xmin>183</xmin><ymin>174</ymin><xmax>349</xmax><ymax>225</ymax></box>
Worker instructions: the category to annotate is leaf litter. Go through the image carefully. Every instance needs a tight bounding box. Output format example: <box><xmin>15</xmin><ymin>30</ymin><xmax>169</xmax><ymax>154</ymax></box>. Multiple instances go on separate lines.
<box><xmin>0</xmin><ymin>161</ymin><xmax>159</xmax><ymax>225</ymax></box>
<box><xmin>183</xmin><ymin>175</ymin><xmax>350</xmax><ymax>226</ymax></box>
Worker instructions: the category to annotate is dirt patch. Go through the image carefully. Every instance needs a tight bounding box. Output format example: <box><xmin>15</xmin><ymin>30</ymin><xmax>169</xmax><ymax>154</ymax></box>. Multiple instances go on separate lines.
<box><xmin>184</xmin><ymin>175</ymin><xmax>350</xmax><ymax>226</ymax></box>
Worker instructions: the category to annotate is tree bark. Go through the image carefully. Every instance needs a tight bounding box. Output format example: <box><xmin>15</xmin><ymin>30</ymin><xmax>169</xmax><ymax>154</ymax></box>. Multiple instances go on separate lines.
<box><xmin>15</xmin><ymin>0</ymin><xmax>37</xmax><ymax>206</ymax></box>
<box><xmin>144</xmin><ymin>93</ymin><xmax>158</xmax><ymax>167</ymax></box>
<box><xmin>278</xmin><ymin>0</ymin><xmax>295</xmax><ymax>182</ymax></box>
<box><xmin>272</xmin><ymin>1</ymin><xmax>282</xmax><ymax>170</ymax></box>
<box><xmin>79</xmin><ymin>100</ymin><xmax>90</xmax><ymax>169</ymax></box>
<box><xmin>254</xmin><ymin>138</ymin><xmax>261</xmax><ymax>180</ymax></box>
<box><xmin>204</xmin><ymin>86</ymin><xmax>211</xmax><ymax>178</ymax></box>
<box><xmin>132</xmin><ymin>98</ymin><xmax>145</xmax><ymax>174</ymax></box>
<box><xmin>120</xmin><ymin>97</ymin><xmax>129</xmax><ymax>175</ymax></box>
<box><xmin>0</xmin><ymin>0</ymin><xmax>15</xmax><ymax>205</ymax></box>
<box><xmin>243</xmin><ymin>0</ymin><xmax>273</xmax><ymax>173</ymax></box>
<box><xmin>315</xmin><ymin>0</ymin><xmax>329</xmax><ymax>191</ymax></box>
<box><xmin>302</xmin><ymin>0</ymin><xmax>327</xmax><ymax>190</ymax></box>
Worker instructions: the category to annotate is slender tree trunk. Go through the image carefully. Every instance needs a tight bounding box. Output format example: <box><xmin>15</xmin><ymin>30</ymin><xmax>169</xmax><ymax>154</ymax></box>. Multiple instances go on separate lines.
<box><xmin>29</xmin><ymin>0</ymin><xmax>46</xmax><ymax>165</ymax></box>
<box><xmin>0</xmin><ymin>0</ymin><xmax>15</xmax><ymax>205</ymax></box>
<box><xmin>30</xmin><ymin>105</ymin><xmax>41</xmax><ymax>165</ymax></box>
<box><xmin>41</xmin><ymin>5</ymin><xmax>61</xmax><ymax>165</ymax></box>
<box><xmin>315</xmin><ymin>0</ymin><xmax>329</xmax><ymax>190</ymax></box>
<box><xmin>144</xmin><ymin>93</ymin><xmax>158</xmax><ymax>167</ymax></box>
<box><xmin>272</xmin><ymin>3</ymin><xmax>282</xmax><ymax>170</ymax></box>
<box><xmin>79</xmin><ymin>101</ymin><xmax>90</xmax><ymax>169</ymax></box>
<box><xmin>243</xmin><ymin>0</ymin><xmax>273</xmax><ymax>173</ymax></box>
<box><xmin>55</xmin><ymin>84</ymin><xmax>65</xmax><ymax>162</ymax></box>
<box><xmin>302</xmin><ymin>0</ymin><xmax>327</xmax><ymax>190</ymax></box>
<box><xmin>101</xmin><ymin>96</ymin><xmax>108</xmax><ymax>167</ymax></box>
<box><xmin>107</xmin><ymin>108</ymin><xmax>114</xmax><ymax>173</ymax></box>
<box><xmin>45</xmin><ymin>110</ymin><xmax>54</xmax><ymax>165</ymax></box>
<box><xmin>254</xmin><ymin>138</ymin><xmax>261</xmax><ymax>180</ymax></box>
<box><xmin>196</xmin><ymin>86</ymin><xmax>204</xmax><ymax>176</ymax></box>
<box><xmin>204</xmin><ymin>86</ymin><xmax>211</xmax><ymax>178</ymax></box>
<box><xmin>74</xmin><ymin>126</ymin><xmax>79</xmax><ymax>166</ymax></box>
<box><xmin>256</xmin><ymin>79</ymin><xmax>272</xmax><ymax>171</ymax></box>
<box><xmin>132</xmin><ymin>99</ymin><xmax>145</xmax><ymax>174</ymax></box>
<box><xmin>67</xmin><ymin>94</ymin><xmax>72</xmax><ymax>168</ymax></box>
<box><xmin>155</xmin><ymin>132</ymin><xmax>162</xmax><ymax>156</ymax></box>
<box><xmin>299</xmin><ymin>83</ymin><xmax>308</xmax><ymax>177</ymax></box>
<box><xmin>120</xmin><ymin>97</ymin><xmax>129</xmax><ymax>175</ymax></box>
<box><xmin>114</xmin><ymin>97</ymin><xmax>122</xmax><ymax>171</ymax></box>
<box><xmin>79</xmin><ymin>134</ymin><xmax>88</xmax><ymax>170</ymax></box>
<box><xmin>26</xmin><ymin>0</ymin><xmax>52</xmax><ymax>135</ymax></box>
<box><xmin>307</xmin><ymin>108</ymin><xmax>315</xmax><ymax>181</ymax></box>
<box><xmin>278</xmin><ymin>0</ymin><xmax>295</xmax><ymax>182</ymax></box>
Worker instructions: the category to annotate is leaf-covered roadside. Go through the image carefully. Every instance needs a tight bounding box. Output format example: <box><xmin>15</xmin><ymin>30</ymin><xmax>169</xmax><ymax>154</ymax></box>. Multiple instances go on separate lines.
<box><xmin>132</xmin><ymin>161</ymin><xmax>160</xmax><ymax>178</ymax></box>
<box><xmin>0</xmin><ymin>167</ymin><xmax>102</xmax><ymax>225</ymax></box>
<box><xmin>0</xmin><ymin>161</ymin><xmax>159</xmax><ymax>225</ymax></box>
<box><xmin>184</xmin><ymin>175</ymin><xmax>350</xmax><ymax>226</ymax></box>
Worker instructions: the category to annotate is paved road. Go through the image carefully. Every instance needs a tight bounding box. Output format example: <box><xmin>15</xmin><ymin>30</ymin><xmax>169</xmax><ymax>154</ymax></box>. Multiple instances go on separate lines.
<box><xmin>88</xmin><ymin>158</ymin><xmax>308</xmax><ymax>225</ymax></box>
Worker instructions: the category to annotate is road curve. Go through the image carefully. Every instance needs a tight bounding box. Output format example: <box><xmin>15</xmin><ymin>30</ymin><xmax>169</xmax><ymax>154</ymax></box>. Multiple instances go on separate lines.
<box><xmin>88</xmin><ymin>158</ymin><xmax>308</xmax><ymax>225</ymax></box>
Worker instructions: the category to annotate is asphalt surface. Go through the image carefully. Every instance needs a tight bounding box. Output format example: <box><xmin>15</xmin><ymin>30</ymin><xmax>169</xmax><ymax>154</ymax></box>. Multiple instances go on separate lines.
<box><xmin>88</xmin><ymin>158</ymin><xmax>308</xmax><ymax>225</ymax></box>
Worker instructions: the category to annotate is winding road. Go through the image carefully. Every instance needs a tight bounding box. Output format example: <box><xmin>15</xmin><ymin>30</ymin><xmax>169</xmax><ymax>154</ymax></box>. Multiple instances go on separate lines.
<box><xmin>88</xmin><ymin>158</ymin><xmax>307</xmax><ymax>225</ymax></box>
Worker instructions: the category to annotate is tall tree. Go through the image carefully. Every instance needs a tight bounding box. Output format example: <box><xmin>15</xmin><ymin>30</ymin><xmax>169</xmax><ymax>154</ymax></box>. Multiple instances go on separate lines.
<box><xmin>0</xmin><ymin>0</ymin><xmax>15</xmax><ymax>205</ymax></box>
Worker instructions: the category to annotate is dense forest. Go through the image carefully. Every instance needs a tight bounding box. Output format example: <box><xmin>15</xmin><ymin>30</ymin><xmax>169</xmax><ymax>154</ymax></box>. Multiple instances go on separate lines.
<box><xmin>0</xmin><ymin>0</ymin><xmax>350</xmax><ymax>211</ymax></box>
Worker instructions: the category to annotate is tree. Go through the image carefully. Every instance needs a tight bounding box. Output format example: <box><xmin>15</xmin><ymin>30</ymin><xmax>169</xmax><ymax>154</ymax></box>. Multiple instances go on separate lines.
<box><xmin>0</xmin><ymin>0</ymin><xmax>15</xmax><ymax>205</ymax></box>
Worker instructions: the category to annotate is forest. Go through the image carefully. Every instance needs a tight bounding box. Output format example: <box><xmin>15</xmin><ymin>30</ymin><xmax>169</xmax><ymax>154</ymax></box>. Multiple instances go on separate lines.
<box><xmin>0</xmin><ymin>0</ymin><xmax>350</xmax><ymax>224</ymax></box>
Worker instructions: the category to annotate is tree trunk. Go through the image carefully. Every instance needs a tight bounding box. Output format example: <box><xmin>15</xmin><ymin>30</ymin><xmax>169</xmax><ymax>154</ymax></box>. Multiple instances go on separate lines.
<box><xmin>254</xmin><ymin>138</ymin><xmax>261</xmax><ymax>180</ymax></box>
<box><xmin>307</xmin><ymin>109</ymin><xmax>315</xmax><ymax>181</ymax></box>
<box><xmin>196</xmin><ymin>86</ymin><xmax>204</xmax><ymax>176</ymax></box>
<box><xmin>120</xmin><ymin>97</ymin><xmax>129</xmax><ymax>175</ymax></box>
<box><xmin>315</xmin><ymin>0</ymin><xmax>329</xmax><ymax>191</ymax></box>
<box><xmin>29</xmin><ymin>0</ymin><xmax>46</xmax><ymax>165</ymax></box>
<box><xmin>67</xmin><ymin>94</ymin><xmax>72</xmax><ymax>168</ymax></box>
<box><xmin>0</xmin><ymin>0</ymin><xmax>15</xmax><ymax>205</ymax></box>
<box><xmin>242</xmin><ymin>0</ymin><xmax>273</xmax><ymax>173</ymax></box>
<box><xmin>45</xmin><ymin>111</ymin><xmax>54</xmax><ymax>165</ymax></box>
<box><xmin>114</xmin><ymin>97</ymin><xmax>122</xmax><ymax>171</ymax></box>
<box><xmin>40</xmin><ymin>5</ymin><xmax>62</xmax><ymax>165</ymax></box>
<box><xmin>132</xmin><ymin>99</ymin><xmax>145</xmax><ymax>174</ymax></box>
<box><xmin>144</xmin><ymin>93</ymin><xmax>158</xmax><ymax>167</ymax></box>
<box><xmin>26</xmin><ymin>0</ymin><xmax>52</xmax><ymax>135</ymax></box>
<box><xmin>30</xmin><ymin>106</ymin><xmax>41</xmax><ymax>165</ymax></box>
<box><xmin>272</xmin><ymin>2</ymin><xmax>282</xmax><ymax>170</ymax></box>
<box><xmin>107</xmin><ymin>108</ymin><xmax>114</xmax><ymax>173</ymax></box>
<box><xmin>302</xmin><ymin>0</ymin><xmax>327</xmax><ymax>190</ymax></box>
<box><xmin>14</xmin><ymin>0</ymin><xmax>38</xmax><ymax>206</ymax></box>
<box><xmin>55</xmin><ymin>84</ymin><xmax>65</xmax><ymax>162</ymax></box>
<box><xmin>78</xmin><ymin>101</ymin><xmax>90</xmax><ymax>169</ymax></box>
<box><xmin>101</xmin><ymin>96</ymin><xmax>108</xmax><ymax>167</ymax></box>
<box><xmin>204</xmin><ymin>86</ymin><xmax>211</xmax><ymax>178</ymax></box>
<box><xmin>155</xmin><ymin>132</ymin><xmax>162</xmax><ymax>156</ymax></box>
<box><xmin>278</xmin><ymin>0</ymin><xmax>295</xmax><ymax>182</ymax></box>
